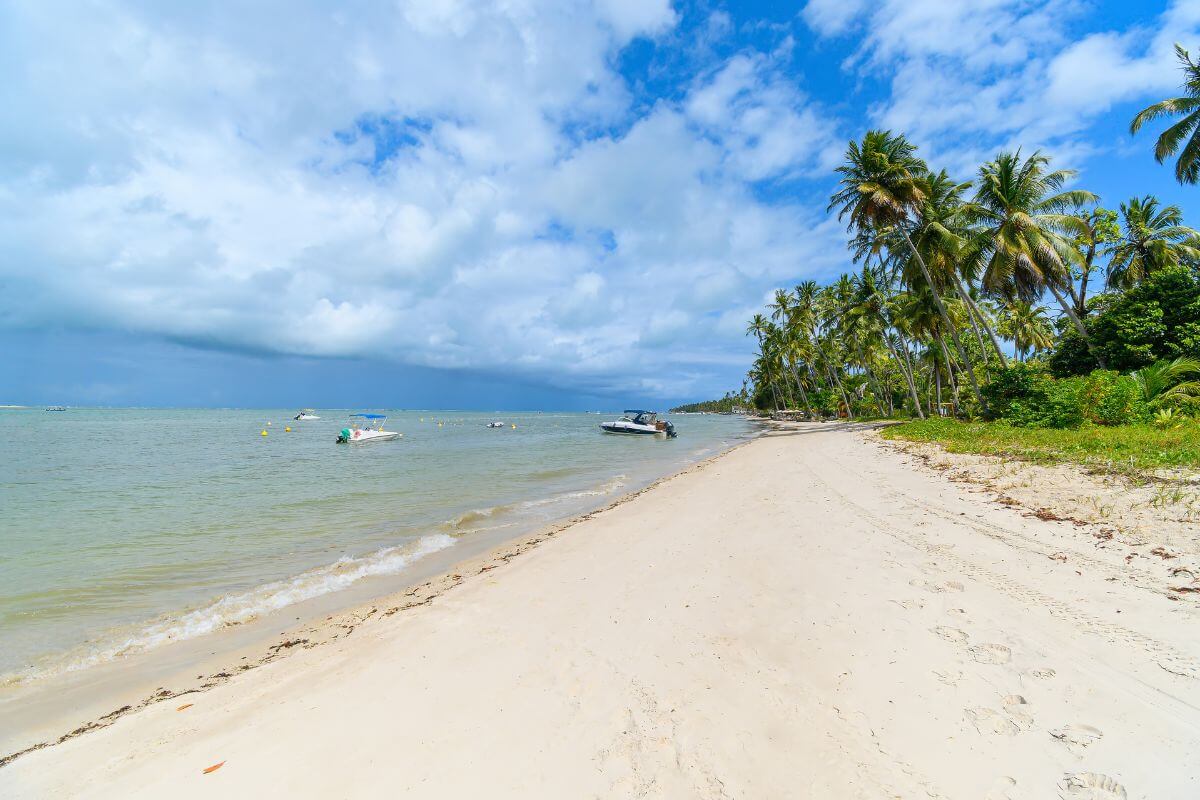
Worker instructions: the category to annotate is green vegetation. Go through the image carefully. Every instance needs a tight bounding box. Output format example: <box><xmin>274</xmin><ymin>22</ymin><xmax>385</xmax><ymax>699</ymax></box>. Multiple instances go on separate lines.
<box><xmin>670</xmin><ymin>394</ymin><xmax>747</xmax><ymax>414</ymax></box>
<box><xmin>881</xmin><ymin>417</ymin><xmax>1200</xmax><ymax>473</ymax></box>
<box><xmin>741</xmin><ymin>48</ymin><xmax>1200</xmax><ymax>440</ymax></box>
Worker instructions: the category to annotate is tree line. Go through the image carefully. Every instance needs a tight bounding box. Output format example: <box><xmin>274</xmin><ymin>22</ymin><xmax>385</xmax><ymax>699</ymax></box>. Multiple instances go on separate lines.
<box><xmin>741</xmin><ymin>45</ymin><xmax>1200</xmax><ymax>421</ymax></box>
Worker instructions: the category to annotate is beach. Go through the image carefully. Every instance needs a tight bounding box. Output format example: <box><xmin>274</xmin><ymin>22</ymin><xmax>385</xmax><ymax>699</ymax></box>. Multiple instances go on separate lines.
<box><xmin>4</xmin><ymin>422</ymin><xmax>1199</xmax><ymax>798</ymax></box>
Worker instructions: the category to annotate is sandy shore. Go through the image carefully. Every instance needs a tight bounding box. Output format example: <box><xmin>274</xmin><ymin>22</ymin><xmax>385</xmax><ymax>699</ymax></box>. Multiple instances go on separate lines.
<box><xmin>3</xmin><ymin>423</ymin><xmax>1199</xmax><ymax>798</ymax></box>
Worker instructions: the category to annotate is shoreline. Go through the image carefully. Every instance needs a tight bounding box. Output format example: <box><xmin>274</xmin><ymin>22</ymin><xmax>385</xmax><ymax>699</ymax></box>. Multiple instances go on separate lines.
<box><xmin>4</xmin><ymin>422</ymin><xmax>1197</xmax><ymax>798</ymax></box>
<box><xmin>0</xmin><ymin>433</ymin><xmax>760</xmax><ymax>767</ymax></box>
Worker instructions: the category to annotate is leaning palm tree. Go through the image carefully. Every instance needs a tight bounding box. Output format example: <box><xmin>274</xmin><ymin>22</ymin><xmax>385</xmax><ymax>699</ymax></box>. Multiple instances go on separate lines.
<box><xmin>1105</xmin><ymin>196</ymin><xmax>1200</xmax><ymax>289</ymax></box>
<box><xmin>1131</xmin><ymin>357</ymin><xmax>1200</xmax><ymax>409</ymax></box>
<box><xmin>967</xmin><ymin>150</ymin><xmax>1105</xmax><ymax>367</ymax></box>
<box><xmin>1130</xmin><ymin>44</ymin><xmax>1200</xmax><ymax>184</ymax></box>
<box><xmin>829</xmin><ymin>130</ymin><xmax>986</xmax><ymax>410</ymax></box>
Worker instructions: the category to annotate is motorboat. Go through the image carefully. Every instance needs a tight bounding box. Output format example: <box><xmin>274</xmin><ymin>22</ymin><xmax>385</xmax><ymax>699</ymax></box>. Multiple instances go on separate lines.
<box><xmin>486</xmin><ymin>421</ymin><xmax>505</xmax><ymax>428</ymax></box>
<box><xmin>599</xmin><ymin>410</ymin><xmax>677</xmax><ymax>438</ymax></box>
<box><xmin>45</xmin><ymin>406</ymin><xmax>67</xmax><ymax>412</ymax></box>
<box><xmin>336</xmin><ymin>414</ymin><xmax>402</xmax><ymax>444</ymax></box>
<box><xmin>294</xmin><ymin>409</ymin><xmax>320</xmax><ymax>420</ymax></box>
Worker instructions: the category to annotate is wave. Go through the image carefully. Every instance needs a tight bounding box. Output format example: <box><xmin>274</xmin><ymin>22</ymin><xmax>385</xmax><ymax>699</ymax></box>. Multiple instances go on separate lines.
<box><xmin>441</xmin><ymin>474</ymin><xmax>628</xmax><ymax>532</ymax></box>
<box><xmin>1</xmin><ymin>533</ymin><xmax>455</xmax><ymax>687</ymax></box>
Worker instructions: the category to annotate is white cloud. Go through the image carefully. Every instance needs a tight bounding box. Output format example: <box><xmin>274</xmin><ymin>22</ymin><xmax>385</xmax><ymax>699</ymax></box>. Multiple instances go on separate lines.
<box><xmin>0</xmin><ymin>0</ymin><xmax>844</xmax><ymax>401</ymax></box>
<box><xmin>805</xmin><ymin>0</ymin><xmax>1200</xmax><ymax>176</ymax></box>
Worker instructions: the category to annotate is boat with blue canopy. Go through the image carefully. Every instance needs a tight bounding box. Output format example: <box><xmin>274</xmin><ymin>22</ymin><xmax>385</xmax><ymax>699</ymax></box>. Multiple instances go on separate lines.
<box><xmin>337</xmin><ymin>413</ymin><xmax>402</xmax><ymax>444</ymax></box>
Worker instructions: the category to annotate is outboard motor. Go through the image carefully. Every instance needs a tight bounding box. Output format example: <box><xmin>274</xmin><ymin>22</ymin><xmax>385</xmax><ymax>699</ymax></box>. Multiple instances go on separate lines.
<box><xmin>665</xmin><ymin>421</ymin><xmax>677</xmax><ymax>438</ymax></box>
<box><xmin>337</xmin><ymin>427</ymin><xmax>352</xmax><ymax>444</ymax></box>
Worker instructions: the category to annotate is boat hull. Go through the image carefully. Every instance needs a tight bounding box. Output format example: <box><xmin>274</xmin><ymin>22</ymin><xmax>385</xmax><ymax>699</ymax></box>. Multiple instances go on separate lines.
<box><xmin>599</xmin><ymin>423</ymin><xmax>673</xmax><ymax>438</ymax></box>
<box><xmin>338</xmin><ymin>431</ymin><xmax>401</xmax><ymax>444</ymax></box>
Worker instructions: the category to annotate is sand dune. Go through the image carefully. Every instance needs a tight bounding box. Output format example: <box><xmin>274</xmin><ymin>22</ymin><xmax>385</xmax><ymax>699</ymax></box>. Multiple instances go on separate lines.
<box><xmin>3</xmin><ymin>423</ymin><xmax>1198</xmax><ymax>798</ymax></box>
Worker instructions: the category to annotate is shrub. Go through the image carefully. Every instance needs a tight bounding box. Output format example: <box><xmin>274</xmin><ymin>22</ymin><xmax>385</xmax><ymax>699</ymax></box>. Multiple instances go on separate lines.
<box><xmin>1006</xmin><ymin>376</ymin><xmax>1084</xmax><ymax>429</ymax></box>
<box><xmin>1049</xmin><ymin>266</ymin><xmax>1200</xmax><ymax>376</ymax></box>
<box><xmin>1078</xmin><ymin>370</ymin><xmax>1149</xmax><ymax>426</ymax></box>
<box><xmin>981</xmin><ymin>362</ymin><xmax>1050</xmax><ymax>421</ymax></box>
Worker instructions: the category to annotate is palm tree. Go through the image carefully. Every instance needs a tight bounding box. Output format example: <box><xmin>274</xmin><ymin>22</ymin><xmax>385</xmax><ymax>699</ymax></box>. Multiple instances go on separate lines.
<box><xmin>1130</xmin><ymin>44</ymin><xmax>1200</xmax><ymax>184</ymax></box>
<box><xmin>1105</xmin><ymin>196</ymin><xmax>1200</xmax><ymax>289</ymax></box>
<box><xmin>1131</xmin><ymin>357</ymin><xmax>1200</xmax><ymax>409</ymax></box>
<box><xmin>768</xmin><ymin>289</ymin><xmax>814</xmax><ymax>416</ymax></box>
<box><xmin>829</xmin><ymin>130</ymin><xmax>986</xmax><ymax>410</ymax></box>
<box><xmin>997</xmin><ymin>301</ymin><xmax>1054</xmax><ymax>362</ymax></box>
<box><xmin>968</xmin><ymin>150</ymin><xmax>1105</xmax><ymax>367</ymax></box>
<box><xmin>1067</xmin><ymin>207</ymin><xmax>1120</xmax><ymax>317</ymax></box>
<box><xmin>911</xmin><ymin>169</ymin><xmax>1008</xmax><ymax>367</ymax></box>
<box><xmin>849</xmin><ymin>265</ymin><xmax>926</xmax><ymax>417</ymax></box>
<box><xmin>746</xmin><ymin>314</ymin><xmax>781</xmax><ymax>411</ymax></box>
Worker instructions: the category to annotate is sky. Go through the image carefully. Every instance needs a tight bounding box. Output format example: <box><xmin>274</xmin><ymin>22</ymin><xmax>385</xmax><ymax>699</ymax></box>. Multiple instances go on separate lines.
<box><xmin>2</xmin><ymin>0</ymin><xmax>1199</xmax><ymax>409</ymax></box>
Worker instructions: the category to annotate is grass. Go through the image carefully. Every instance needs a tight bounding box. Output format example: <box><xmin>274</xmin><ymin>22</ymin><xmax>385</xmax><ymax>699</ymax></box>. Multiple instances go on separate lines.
<box><xmin>880</xmin><ymin>417</ymin><xmax>1200</xmax><ymax>475</ymax></box>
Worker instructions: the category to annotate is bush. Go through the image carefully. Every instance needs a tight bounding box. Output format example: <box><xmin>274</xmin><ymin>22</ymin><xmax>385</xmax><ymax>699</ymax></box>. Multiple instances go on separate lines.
<box><xmin>1049</xmin><ymin>266</ymin><xmax>1200</xmax><ymax>376</ymax></box>
<box><xmin>1006</xmin><ymin>377</ymin><xmax>1084</xmax><ymax>429</ymax></box>
<box><xmin>981</xmin><ymin>362</ymin><xmax>1049</xmax><ymax>421</ymax></box>
<box><xmin>1078</xmin><ymin>370</ymin><xmax>1149</xmax><ymax>426</ymax></box>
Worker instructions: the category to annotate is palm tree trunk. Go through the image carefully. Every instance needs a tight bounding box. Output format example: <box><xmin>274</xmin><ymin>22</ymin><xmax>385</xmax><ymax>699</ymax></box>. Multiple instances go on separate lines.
<box><xmin>886</xmin><ymin>336</ymin><xmax>925</xmax><ymax>418</ymax></box>
<box><xmin>951</xmin><ymin>275</ymin><xmax>1008</xmax><ymax>367</ymax></box>
<box><xmin>936</xmin><ymin>335</ymin><xmax>961</xmax><ymax>414</ymax></box>
<box><xmin>900</xmin><ymin>228</ymin><xmax>987</xmax><ymax>412</ymax></box>
<box><xmin>1047</xmin><ymin>284</ymin><xmax>1107</xmax><ymax>369</ymax></box>
<box><xmin>936</xmin><ymin>368</ymin><xmax>943</xmax><ymax>415</ymax></box>
<box><xmin>853</xmin><ymin>340</ymin><xmax>888</xmax><ymax>416</ymax></box>
<box><xmin>789</xmin><ymin>362</ymin><xmax>813</xmax><ymax>416</ymax></box>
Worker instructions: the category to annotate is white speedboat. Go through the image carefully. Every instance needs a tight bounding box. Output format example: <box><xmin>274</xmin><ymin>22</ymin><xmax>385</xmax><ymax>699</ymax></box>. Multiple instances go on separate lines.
<box><xmin>337</xmin><ymin>414</ymin><xmax>402</xmax><ymax>444</ymax></box>
<box><xmin>486</xmin><ymin>421</ymin><xmax>505</xmax><ymax>428</ymax></box>
<box><xmin>294</xmin><ymin>409</ymin><xmax>320</xmax><ymax>420</ymax></box>
<box><xmin>599</xmin><ymin>410</ymin><xmax>677</xmax><ymax>438</ymax></box>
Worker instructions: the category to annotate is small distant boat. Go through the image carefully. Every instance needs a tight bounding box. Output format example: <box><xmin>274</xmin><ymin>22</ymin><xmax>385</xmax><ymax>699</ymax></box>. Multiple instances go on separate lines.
<box><xmin>599</xmin><ymin>410</ymin><xmax>677</xmax><ymax>438</ymax></box>
<box><xmin>45</xmin><ymin>406</ymin><xmax>67</xmax><ymax>412</ymax></box>
<box><xmin>294</xmin><ymin>409</ymin><xmax>320</xmax><ymax>420</ymax></box>
<box><xmin>486</xmin><ymin>421</ymin><xmax>505</xmax><ymax>428</ymax></box>
<box><xmin>336</xmin><ymin>414</ymin><xmax>402</xmax><ymax>444</ymax></box>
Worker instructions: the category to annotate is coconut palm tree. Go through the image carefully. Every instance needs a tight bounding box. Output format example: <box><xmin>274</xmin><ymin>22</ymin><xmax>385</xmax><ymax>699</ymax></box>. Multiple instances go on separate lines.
<box><xmin>997</xmin><ymin>301</ymin><xmax>1054</xmax><ymax>362</ymax></box>
<box><xmin>1130</xmin><ymin>44</ymin><xmax>1200</xmax><ymax>184</ymax></box>
<box><xmin>1105</xmin><ymin>196</ymin><xmax>1200</xmax><ymax>289</ymax></box>
<box><xmin>746</xmin><ymin>314</ymin><xmax>782</xmax><ymax>411</ymax></box>
<box><xmin>968</xmin><ymin>150</ymin><xmax>1105</xmax><ymax>367</ymax></box>
<box><xmin>1131</xmin><ymin>357</ymin><xmax>1200</xmax><ymax>409</ymax></box>
<box><xmin>911</xmin><ymin>169</ymin><xmax>1008</xmax><ymax>367</ymax></box>
<box><xmin>829</xmin><ymin>130</ymin><xmax>986</xmax><ymax>410</ymax></box>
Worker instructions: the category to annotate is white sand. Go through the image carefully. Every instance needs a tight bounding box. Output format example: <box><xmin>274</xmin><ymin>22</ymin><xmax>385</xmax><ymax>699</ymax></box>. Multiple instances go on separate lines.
<box><xmin>3</xmin><ymin>424</ymin><xmax>1198</xmax><ymax>798</ymax></box>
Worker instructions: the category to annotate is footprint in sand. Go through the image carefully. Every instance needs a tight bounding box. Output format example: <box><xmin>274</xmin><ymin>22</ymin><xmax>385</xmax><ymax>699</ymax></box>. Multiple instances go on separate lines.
<box><xmin>1028</xmin><ymin>667</ymin><xmax>1057</xmax><ymax>680</ymax></box>
<box><xmin>1059</xmin><ymin>772</ymin><xmax>1127</xmax><ymax>799</ymax></box>
<box><xmin>965</xmin><ymin>707</ymin><xmax>1019</xmax><ymax>736</ymax></box>
<box><xmin>933</xmin><ymin>668</ymin><xmax>964</xmax><ymax>686</ymax></box>
<box><xmin>932</xmin><ymin>626</ymin><xmax>970</xmax><ymax>645</ymax></box>
<box><xmin>1002</xmin><ymin>695</ymin><xmax>1034</xmax><ymax>730</ymax></box>
<box><xmin>909</xmin><ymin>578</ymin><xmax>965</xmax><ymax>594</ymax></box>
<box><xmin>985</xmin><ymin>776</ymin><xmax>1018</xmax><ymax>800</ymax></box>
<box><xmin>1050</xmin><ymin>724</ymin><xmax>1104</xmax><ymax>755</ymax></box>
<box><xmin>969</xmin><ymin>643</ymin><xmax>1012</xmax><ymax>665</ymax></box>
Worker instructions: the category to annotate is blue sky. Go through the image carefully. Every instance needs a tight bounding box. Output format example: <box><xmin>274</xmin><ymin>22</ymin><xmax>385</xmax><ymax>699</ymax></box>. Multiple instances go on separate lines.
<box><xmin>1</xmin><ymin>0</ymin><xmax>1198</xmax><ymax>409</ymax></box>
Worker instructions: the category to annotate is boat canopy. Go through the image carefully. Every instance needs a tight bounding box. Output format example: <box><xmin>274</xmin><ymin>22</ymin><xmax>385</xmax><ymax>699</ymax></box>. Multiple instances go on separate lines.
<box><xmin>623</xmin><ymin>409</ymin><xmax>654</xmax><ymax>415</ymax></box>
<box><xmin>351</xmin><ymin>413</ymin><xmax>387</xmax><ymax>419</ymax></box>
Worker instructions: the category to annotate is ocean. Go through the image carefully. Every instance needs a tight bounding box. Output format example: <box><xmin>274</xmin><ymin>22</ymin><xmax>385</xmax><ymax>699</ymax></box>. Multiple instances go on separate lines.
<box><xmin>0</xmin><ymin>408</ymin><xmax>754</xmax><ymax>685</ymax></box>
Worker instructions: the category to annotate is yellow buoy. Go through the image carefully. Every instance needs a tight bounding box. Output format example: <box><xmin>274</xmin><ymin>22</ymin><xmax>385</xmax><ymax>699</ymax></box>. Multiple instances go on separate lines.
<box><xmin>285</xmin><ymin>426</ymin><xmax>291</xmax><ymax>432</ymax></box>
<box><xmin>511</xmin><ymin>424</ymin><xmax>516</xmax><ymax>429</ymax></box>
<box><xmin>260</xmin><ymin>430</ymin><xmax>268</xmax><ymax>436</ymax></box>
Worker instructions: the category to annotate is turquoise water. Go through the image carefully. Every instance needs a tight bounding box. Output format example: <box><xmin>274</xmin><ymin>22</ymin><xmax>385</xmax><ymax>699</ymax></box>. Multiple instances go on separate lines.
<box><xmin>0</xmin><ymin>409</ymin><xmax>753</xmax><ymax>683</ymax></box>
